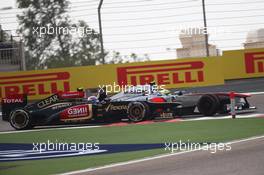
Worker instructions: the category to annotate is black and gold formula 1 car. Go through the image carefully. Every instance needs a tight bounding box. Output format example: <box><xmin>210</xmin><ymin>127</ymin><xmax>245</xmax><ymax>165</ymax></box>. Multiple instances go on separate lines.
<box><xmin>1</xmin><ymin>86</ymin><xmax>256</xmax><ymax>130</ymax></box>
<box><xmin>1</xmin><ymin>88</ymin><xmax>180</xmax><ymax>130</ymax></box>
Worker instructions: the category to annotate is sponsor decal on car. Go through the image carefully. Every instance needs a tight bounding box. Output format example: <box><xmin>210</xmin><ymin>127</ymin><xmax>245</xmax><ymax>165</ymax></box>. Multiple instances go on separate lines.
<box><xmin>106</xmin><ymin>104</ymin><xmax>128</xmax><ymax>111</ymax></box>
<box><xmin>51</xmin><ymin>103</ymin><xmax>72</xmax><ymax>110</ymax></box>
<box><xmin>68</xmin><ymin>106</ymin><xmax>87</xmax><ymax>116</ymax></box>
<box><xmin>60</xmin><ymin>104</ymin><xmax>92</xmax><ymax>121</ymax></box>
<box><xmin>2</xmin><ymin>98</ymin><xmax>23</xmax><ymax>104</ymax></box>
<box><xmin>117</xmin><ymin>61</ymin><xmax>204</xmax><ymax>86</ymax></box>
<box><xmin>37</xmin><ymin>94</ymin><xmax>59</xmax><ymax>108</ymax></box>
<box><xmin>58</xmin><ymin>91</ymin><xmax>85</xmax><ymax>99</ymax></box>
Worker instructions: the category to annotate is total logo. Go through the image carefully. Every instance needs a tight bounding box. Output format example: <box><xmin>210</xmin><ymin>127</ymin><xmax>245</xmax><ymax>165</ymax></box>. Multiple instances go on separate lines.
<box><xmin>2</xmin><ymin>98</ymin><xmax>23</xmax><ymax>104</ymax></box>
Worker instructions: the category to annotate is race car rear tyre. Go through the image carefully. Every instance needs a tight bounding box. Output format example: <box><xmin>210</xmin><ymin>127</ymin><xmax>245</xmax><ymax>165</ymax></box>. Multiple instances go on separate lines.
<box><xmin>127</xmin><ymin>102</ymin><xmax>149</xmax><ymax>122</ymax></box>
<box><xmin>10</xmin><ymin>109</ymin><xmax>33</xmax><ymax>130</ymax></box>
<box><xmin>197</xmin><ymin>94</ymin><xmax>220</xmax><ymax>116</ymax></box>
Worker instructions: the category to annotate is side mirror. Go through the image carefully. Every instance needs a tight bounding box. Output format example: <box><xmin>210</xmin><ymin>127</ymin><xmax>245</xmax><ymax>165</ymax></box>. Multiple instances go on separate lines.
<box><xmin>104</xmin><ymin>97</ymin><xmax>111</xmax><ymax>102</ymax></box>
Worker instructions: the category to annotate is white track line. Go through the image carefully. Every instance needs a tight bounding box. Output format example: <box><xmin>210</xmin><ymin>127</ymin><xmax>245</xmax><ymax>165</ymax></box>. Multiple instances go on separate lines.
<box><xmin>183</xmin><ymin>113</ymin><xmax>264</xmax><ymax>121</ymax></box>
<box><xmin>60</xmin><ymin>135</ymin><xmax>264</xmax><ymax>175</ymax></box>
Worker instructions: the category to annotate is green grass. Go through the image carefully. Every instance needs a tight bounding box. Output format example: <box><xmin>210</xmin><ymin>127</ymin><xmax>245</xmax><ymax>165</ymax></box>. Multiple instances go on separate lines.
<box><xmin>0</xmin><ymin>117</ymin><xmax>264</xmax><ymax>175</ymax></box>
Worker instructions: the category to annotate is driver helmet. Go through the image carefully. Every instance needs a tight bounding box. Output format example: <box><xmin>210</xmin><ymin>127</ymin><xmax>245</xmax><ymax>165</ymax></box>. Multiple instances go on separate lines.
<box><xmin>88</xmin><ymin>96</ymin><xmax>98</xmax><ymax>103</ymax></box>
<box><xmin>159</xmin><ymin>89</ymin><xmax>171</xmax><ymax>95</ymax></box>
<box><xmin>77</xmin><ymin>87</ymin><xmax>84</xmax><ymax>92</ymax></box>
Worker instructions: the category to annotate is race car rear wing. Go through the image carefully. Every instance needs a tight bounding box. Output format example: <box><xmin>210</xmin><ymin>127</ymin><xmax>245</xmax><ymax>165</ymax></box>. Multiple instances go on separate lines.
<box><xmin>214</xmin><ymin>92</ymin><xmax>251</xmax><ymax>98</ymax></box>
<box><xmin>1</xmin><ymin>94</ymin><xmax>27</xmax><ymax>121</ymax></box>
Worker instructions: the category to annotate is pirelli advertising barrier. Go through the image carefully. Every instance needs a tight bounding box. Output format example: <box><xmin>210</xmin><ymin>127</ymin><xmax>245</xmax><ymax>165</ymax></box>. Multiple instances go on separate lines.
<box><xmin>221</xmin><ymin>48</ymin><xmax>264</xmax><ymax>80</ymax></box>
<box><xmin>0</xmin><ymin>48</ymin><xmax>263</xmax><ymax>100</ymax></box>
<box><xmin>0</xmin><ymin>57</ymin><xmax>223</xmax><ymax>100</ymax></box>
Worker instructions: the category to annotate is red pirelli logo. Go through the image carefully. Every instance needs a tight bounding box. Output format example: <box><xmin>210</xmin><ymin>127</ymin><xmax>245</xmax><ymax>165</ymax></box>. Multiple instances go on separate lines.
<box><xmin>0</xmin><ymin>72</ymin><xmax>71</xmax><ymax>98</ymax></box>
<box><xmin>245</xmin><ymin>52</ymin><xmax>264</xmax><ymax>74</ymax></box>
<box><xmin>117</xmin><ymin>61</ymin><xmax>205</xmax><ymax>85</ymax></box>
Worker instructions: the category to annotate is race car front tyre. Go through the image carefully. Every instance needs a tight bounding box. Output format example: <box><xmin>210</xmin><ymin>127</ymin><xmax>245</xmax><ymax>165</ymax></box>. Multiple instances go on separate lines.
<box><xmin>197</xmin><ymin>94</ymin><xmax>220</xmax><ymax>116</ymax></box>
<box><xmin>10</xmin><ymin>109</ymin><xmax>33</xmax><ymax>130</ymax></box>
<box><xmin>127</xmin><ymin>102</ymin><xmax>149</xmax><ymax>122</ymax></box>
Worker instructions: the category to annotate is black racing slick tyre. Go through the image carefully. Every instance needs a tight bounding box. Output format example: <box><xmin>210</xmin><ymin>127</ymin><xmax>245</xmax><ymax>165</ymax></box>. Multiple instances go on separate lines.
<box><xmin>9</xmin><ymin>109</ymin><xmax>33</xmax><ymax>130</ymax></box>
<box><xmin>197</xmin><ymin>94</ymin><xmax>220</xmax><ymax>116</ymax></box>
<box><xmin>127</xmin><ymin>102</ymin><xmax>149</xmax><ymax>122</ymax></box>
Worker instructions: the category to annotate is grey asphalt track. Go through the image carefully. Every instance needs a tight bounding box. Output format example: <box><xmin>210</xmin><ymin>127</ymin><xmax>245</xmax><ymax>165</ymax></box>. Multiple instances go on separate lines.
<box><xmin>70</xmin><ymin>137</ymin><xmax>264</xmax><ymax>175</ymax></box>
